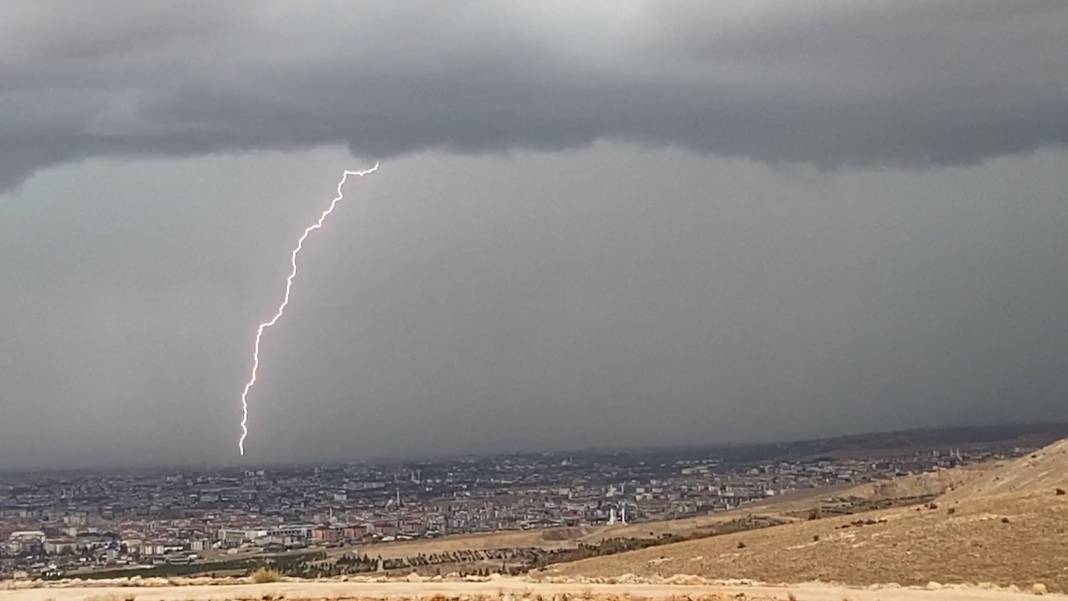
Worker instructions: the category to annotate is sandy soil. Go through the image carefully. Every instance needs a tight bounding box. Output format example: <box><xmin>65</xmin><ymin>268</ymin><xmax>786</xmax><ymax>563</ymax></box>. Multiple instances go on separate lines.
<box><xmin>544</xmin><ymin>438</ymin><xmax>1068</xmax><ymax>592</ymax></box>
<box><xmin>0</xmin><ymin>578</ymin><xmax>1063</xmax><ymax>601</ymax></box>
<box><xmin>942</xmin><ymin>440</ymin><xmax>1068</xmax><ymax>500</ymax></box>
<box><xmin>545</xmin><ymin>492</ymin><xmax>1068</xmax><ymax>591</ymax></box>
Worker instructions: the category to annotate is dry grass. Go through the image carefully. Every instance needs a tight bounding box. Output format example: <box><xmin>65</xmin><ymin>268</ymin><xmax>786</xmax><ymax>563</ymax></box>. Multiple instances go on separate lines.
<box><xmin>250</xmin><ymin>568</ymin><xmax>283</xmax><ymax>584</ymax></box>
<box><xmin>547</xmin><ymin>437</ymin><xmax>1068</xmax><ymax>593</ymax></box>
<box><xmin>85</xmin><ymin>595</ymin><xmax>136</xmax><ymax>601</ymax></box>
<box><xmin>942</xmin><ymin>439</ymin><xmax>1068</xmax><ymax>500</ymax></box>
<box><xmin>545</xmin><ymin>491</ymin><xmax>1068</xmax><ymax>592</ymax></box>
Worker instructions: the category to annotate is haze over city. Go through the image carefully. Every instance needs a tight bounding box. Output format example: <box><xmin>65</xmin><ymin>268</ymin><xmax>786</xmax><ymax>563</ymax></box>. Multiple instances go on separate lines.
<box><xmin>3</xmin><ymin>2</ymin><xmax>1068</xmax><ymax>469</ymax></box>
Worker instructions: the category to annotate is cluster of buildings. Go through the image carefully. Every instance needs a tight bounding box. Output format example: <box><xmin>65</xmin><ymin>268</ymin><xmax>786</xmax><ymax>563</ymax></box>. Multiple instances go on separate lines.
<box><xmin>0</xmin><ymin>439</ymin><xmax>1030</xmax><ymax>579</ymax></box>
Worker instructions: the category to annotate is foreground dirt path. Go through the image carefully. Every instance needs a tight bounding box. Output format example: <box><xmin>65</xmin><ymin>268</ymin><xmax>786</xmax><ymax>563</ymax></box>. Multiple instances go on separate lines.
<box><xmin>1</xmin><ymin>578</ymin><xmax>1062</xmax><ymax>601</ymax></box>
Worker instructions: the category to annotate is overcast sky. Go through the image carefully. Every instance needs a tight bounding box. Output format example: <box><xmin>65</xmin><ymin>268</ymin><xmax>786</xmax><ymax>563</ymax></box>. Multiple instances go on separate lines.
<box><xmin>2</xmin><ymin>2</ymin><xmax>1068</xmax><ymax>468</ymax></box>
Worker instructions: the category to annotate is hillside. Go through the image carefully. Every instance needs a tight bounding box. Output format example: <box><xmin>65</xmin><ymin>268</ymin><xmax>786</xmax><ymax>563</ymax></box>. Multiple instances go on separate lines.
<box><xmin>543</xmin><ymin>490</ymin><xmax>1068</xmax><ymax>590</ymax></box>
<box><xmin>840</xmin><ymin>467</ymin><xmax>985</xmax><ymax>501</ymax></box>
<box><xmin>543</xmin><ymin>439</ymin><xmax>1068</xmax><ymax>591</ymax></box>
<box><xmin>942</xmin><ymin>438</ymin><xmax>1068</xmax><ymax>500</ymax></box>
<box><xmin>333</xmin><ymin>471</ymin><xmax>977</xmax><ymax>575</ymax></box>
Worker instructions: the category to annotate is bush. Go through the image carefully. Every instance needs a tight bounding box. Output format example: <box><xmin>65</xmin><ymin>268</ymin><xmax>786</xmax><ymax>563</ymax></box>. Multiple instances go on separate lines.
<box><xmin>251</xmin><ymin>568</ymin><xmax>282</xmax><ymax>583</ymax></box>
<box><xmin>1056</xmin><ymin>488</ymin><xmax>1065</xmax><ymax>496</ymax></box>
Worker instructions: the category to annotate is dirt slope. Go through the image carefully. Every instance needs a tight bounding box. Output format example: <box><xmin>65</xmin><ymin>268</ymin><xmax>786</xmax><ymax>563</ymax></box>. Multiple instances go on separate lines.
<box><xmin>942</xmin><ymin>439</ymin><xmax>1068</xmax><ymax>500</ymax></box>
<box><xmin>839</xmin><ymin>467</ymin><xmax>985</xmax><ymax>502</ymax></box>
<box><xmin>545</xmin><ymin>493</ymin><xmax>1068</xmax><ymax>590</ymax></box>
<box><xmin>545</xmin><ymin>468</ymin><xmax>1068</xmax><ymax>590</ymax></box>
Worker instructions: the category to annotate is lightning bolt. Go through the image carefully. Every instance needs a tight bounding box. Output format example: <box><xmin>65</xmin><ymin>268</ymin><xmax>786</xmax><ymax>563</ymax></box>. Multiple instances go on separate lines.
<box><xmin>238</xmin><ymin>162</ymin><xmax>380</xmax><ymax>455</ymax></box>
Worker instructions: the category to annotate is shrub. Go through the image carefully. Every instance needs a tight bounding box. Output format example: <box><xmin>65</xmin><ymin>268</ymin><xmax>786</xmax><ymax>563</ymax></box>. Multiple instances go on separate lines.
<box><xmin>1056</xmin><ymin>488</ymin><xmax>1065</xmax><ymax>496</ymax></box>
<box><xmin>251</xmin><ymin>568</ymin><xmax>282</xmax><ymax>584</ymax></box>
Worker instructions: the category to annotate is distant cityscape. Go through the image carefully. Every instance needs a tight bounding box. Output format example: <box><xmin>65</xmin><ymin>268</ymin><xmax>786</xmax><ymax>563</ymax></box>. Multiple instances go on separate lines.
<box><xmin>2</xmin><ymin>425</ymin><xmax>1062</xmax><ymax>580</ymax></box>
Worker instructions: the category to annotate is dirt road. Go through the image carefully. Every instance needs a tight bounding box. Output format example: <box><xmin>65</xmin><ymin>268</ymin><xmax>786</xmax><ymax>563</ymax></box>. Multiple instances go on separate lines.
<box><xmin>1</xmin><ymin>578</ymin><xmax>1060</xmax><ymax>601</ymax></box>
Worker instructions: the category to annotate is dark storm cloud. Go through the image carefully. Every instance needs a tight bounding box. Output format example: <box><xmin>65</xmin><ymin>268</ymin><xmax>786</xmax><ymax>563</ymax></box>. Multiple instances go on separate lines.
<box><xmin>4</xmin><ymin>2</ymin><xmax>1068</xmax><ymax>470</ymax></box>
<box><xmin>3</xmin><ymin>1</ymin><xmax>1068</xmax><ymax>189</ymax></box>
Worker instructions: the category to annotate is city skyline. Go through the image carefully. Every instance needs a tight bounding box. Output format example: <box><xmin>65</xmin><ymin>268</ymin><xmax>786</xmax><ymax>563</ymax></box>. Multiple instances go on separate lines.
<box><xmin>5</xmin><ymin>422</ymin><xmax>1056</xmax><ymax>579</ymax></box>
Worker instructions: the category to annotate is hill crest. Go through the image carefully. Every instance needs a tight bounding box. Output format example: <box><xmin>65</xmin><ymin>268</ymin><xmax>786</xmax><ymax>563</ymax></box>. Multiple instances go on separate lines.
<box><xmin>942</xmin><ymin>437</ymin><xmax>1068</xmax><ymax>500</ymax></box>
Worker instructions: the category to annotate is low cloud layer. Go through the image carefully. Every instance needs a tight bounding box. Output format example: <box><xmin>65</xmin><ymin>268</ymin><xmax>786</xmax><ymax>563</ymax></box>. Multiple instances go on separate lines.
<box><xmin>3</xmin><ymin>1</ymin><xmax>1068</xmax><ymax>189</ymax></box>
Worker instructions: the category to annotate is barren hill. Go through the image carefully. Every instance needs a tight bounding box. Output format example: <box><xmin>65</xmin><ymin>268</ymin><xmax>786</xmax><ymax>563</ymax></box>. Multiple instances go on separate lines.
<box><xmin>544</xmin><ymin>439</ymin><xmax>1068</xmax><ymax>591</ymax></box>
<box><xmin>543</xmin><ymin>491</ymin><xmax>1068</xmax><ymax>591</ymax></box>
<box><xmin>829</xmin><ymin>466</ymin><xmax>985</xmax><ymax>504</ymax></box>
<box><xmin>942</xmin><ymin>438</ymin><xmax>1068</xmax><ymax>500</ymax></box>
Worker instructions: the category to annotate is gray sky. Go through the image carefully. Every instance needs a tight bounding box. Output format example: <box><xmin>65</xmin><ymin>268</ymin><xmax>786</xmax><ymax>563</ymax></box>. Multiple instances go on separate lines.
<box><xmin>2</xmin><ymin>2</ymin><xmax>1068</xmax><ymax>468</ymax></box>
